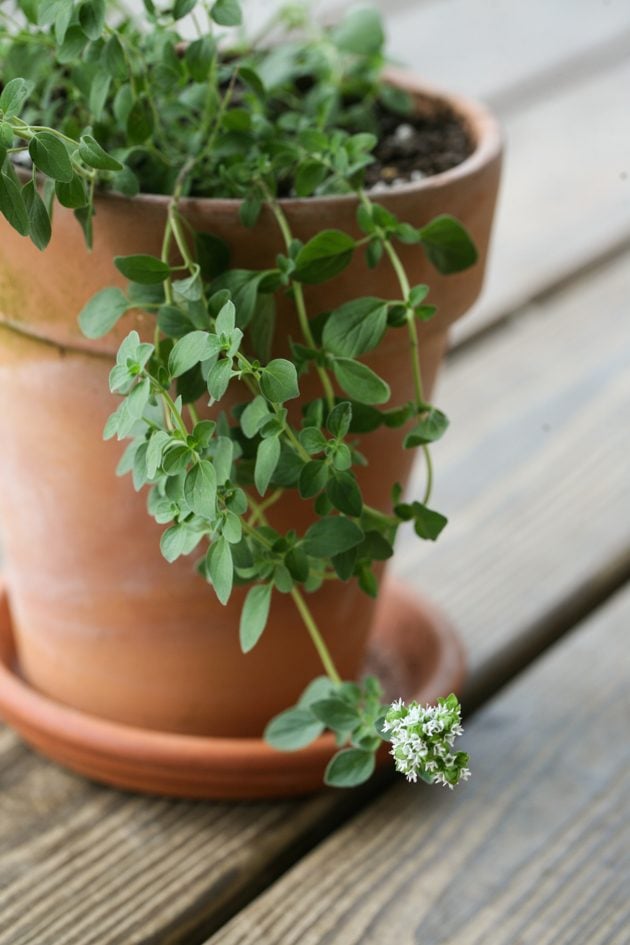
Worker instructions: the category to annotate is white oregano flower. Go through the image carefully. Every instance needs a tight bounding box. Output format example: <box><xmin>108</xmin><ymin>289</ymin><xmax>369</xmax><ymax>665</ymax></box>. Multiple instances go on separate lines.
<box><xmin>382</xmin><ymin>693</ymin><xmax>470</xmax><ymax>788</ymax></box>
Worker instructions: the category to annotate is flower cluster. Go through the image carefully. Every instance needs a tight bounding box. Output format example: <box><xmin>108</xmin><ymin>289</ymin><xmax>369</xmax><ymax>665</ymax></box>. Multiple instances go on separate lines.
<box><xmin>382</xmin><ymin>693</ymin><xmax>471</xmax><ymax>787</ymax></box>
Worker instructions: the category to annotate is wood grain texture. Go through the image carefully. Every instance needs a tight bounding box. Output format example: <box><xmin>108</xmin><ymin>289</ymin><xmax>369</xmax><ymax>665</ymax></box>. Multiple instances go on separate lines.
<box><xmin>0</xmin><ymin>762</ymin><xmax>350</xmax><ymax>945</ymax></box>
<box><xmin>205</xmin><ymin>585</ymin><xmax>630</xmax><ymax>945</ymax></box>
<box><xmin>385</xmin><ymin>0</ymin><xmax>630</xmax><ymax>105</ymax></box>
<box><xmin>397</xmin><ymin>251</ymin><xmax>630</xmax><ymax>699</ymax></box>
<box><xmin>452</xmin><ymin>56</ymin><xmax>630</xmax><ymax>345</ymax></box>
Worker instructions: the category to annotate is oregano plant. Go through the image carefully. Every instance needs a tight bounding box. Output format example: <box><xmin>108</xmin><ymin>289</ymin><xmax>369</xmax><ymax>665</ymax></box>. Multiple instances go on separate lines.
<box><xmin>0</xmin><ymin>0</ymin><xmax>474</xmax><ymax>789</ymax></box>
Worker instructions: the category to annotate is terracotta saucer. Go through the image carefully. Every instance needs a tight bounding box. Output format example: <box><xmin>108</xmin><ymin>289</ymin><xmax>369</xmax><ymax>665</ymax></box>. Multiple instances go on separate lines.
<box><xmin>0</xmin><ymin>580</ymin><xmax>465</xmax><ymax>799</ymax></box>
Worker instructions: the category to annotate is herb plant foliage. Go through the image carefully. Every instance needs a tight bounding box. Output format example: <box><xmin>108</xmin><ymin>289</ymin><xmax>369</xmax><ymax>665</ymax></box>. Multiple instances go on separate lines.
<box><xmin>0</xmin><ymin>1</ymin><xmax>474</xmax><ymax>789</ymax></box>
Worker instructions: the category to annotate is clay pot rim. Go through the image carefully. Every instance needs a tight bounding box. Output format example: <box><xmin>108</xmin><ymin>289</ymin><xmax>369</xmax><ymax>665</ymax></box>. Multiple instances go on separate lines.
<box><xmin>93</xmin><ymin>69</ymin><xmax>502</xmax><ymax>213</ymax></box>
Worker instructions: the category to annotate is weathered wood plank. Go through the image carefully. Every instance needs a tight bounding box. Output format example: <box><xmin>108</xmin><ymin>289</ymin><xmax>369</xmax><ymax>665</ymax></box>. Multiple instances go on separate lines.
<box><xmin>385</xmin><ymin>0</ymin><xmax>630</xmax><ymax>106</ymax></box>
<box><xmin>398</xmin><ymin>250</ymin><xmax>630</xmax><ymax>699</ymax></box>
<box><xmin>0</xmin><ymin>766</ymin><xmax>350</xmax><ymax>945</ymax></box>
<box><xmin>204</xmin><ymin>584</ymin><xmax>630</xmax><ymax>945</ymax></box>
<box><xmin>453</xmin><ymin>58</ymin><xmax>630</xmax><ymax>345</ymax></box>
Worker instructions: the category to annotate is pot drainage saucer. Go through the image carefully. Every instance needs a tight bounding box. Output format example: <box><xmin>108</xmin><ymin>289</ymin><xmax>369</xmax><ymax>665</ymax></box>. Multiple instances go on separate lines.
<box><xmin>0</xmin><ymin>580</ymin><xmax>465</xmax><ymax>799</ymax></box>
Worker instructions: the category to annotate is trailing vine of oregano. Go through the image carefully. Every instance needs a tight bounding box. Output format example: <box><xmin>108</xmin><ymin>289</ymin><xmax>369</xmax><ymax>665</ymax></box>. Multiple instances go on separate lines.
<box><xmin>0</xmin><ymin>0</ymin><xmax>474</xmax><ymax>788</ymax></box>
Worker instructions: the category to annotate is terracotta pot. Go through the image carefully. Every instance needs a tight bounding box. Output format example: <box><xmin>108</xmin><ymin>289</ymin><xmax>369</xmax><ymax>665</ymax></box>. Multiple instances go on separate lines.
<box><xmin>0</xmin><ymin>73</ymin><xmax>502</xmax><ymax>738</ymax></box>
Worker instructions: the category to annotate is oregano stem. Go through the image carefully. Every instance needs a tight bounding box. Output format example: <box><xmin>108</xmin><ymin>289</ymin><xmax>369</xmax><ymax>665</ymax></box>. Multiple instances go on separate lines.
<box><xmin>264</xmin><ymin>189</ymin><xmax>336</xmax><ymax>410</ymax></box>
<box><xmin>248</xmin><ymin>488</ymin><xmax>283</xmax><ymax>525</ymax></box>
<box><xmin>290</xmin><ymin>587</ymin><xmax>342</xmax><ymax>685</ymax></box>
<box><xmin>246</xmin><ymin>500</ymin><xmax>342</xmax><ymax>685</ymax></box>
<box><xmin>382</xmin><ymin>239</ymin><xmax>426</xmax><ymax>406</ymax></box>
<box><xmin>422</xmin><ymin>444</ymin><xmax>433</xmax><ymax>504</ymax></box>
<box><xmin>379</xmin><ymin>224</ymin><xmax>434</xmax><ymax>505</ymax></box>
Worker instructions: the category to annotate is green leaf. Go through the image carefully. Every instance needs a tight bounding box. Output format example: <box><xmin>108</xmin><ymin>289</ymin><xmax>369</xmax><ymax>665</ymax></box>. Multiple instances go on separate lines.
<box><xmin>366</xmin><ymin>239</ymin><xmax>383</xmax><ymax>269</ymax></box>
<box><xmin>195</xmin><ymin>232</ymin><xmax>230</xmax><ymax>280</ymax></box>
<box><xmin>303</xmin><ymin>517</ymin><xmax>364</xmax><ymax>558</ymax></box>
<box><xmin>173</xmin><ymin>0</ymin><xmax>197</xmax><ymax>18</ymax></box>
<box><xmin>404</xmin><ymin>408</ymin><xmax>449</xmax><ymax>448</ymax></box>
<box><xmin>260</xmin><ymin>359</ymin><xmax>299</xmax><ymax>403</ymax></box>
<box><xmin>332</xmin><ymin>547</ymin><xmax>357</xmax><ymax>581</ymax></box>
<box><xmin>360</xmin><ymin>530</ymin><xmax>394</xmax><ymax>561</ymax></box>
<box><xmin>255</xmin><ymin>435</ymin><xmax>281</xmax><ymax>496</ymax></box>
<box><xmin>327</xmin><ymin>472</ymin><xmax>363</xmax><ymax>517</ymax></box>
<box><xmin>409</xmin><ymin>284</ymin><xmax>430</xmax><ymax>307</ymax></box>
<box><xmin>240</xmin><ymin>583</ymin><xmax>272</xmax><ymax>653</ymax></box>
<box><xmin>324</xmin><ymin>748</ymin><xmax>376</xmax><ymax>787</ymax></box>
<box><xmin>79</xmin><ymin>0</ymin><xmax>106</xmax><ymax>40</ymax></box>
<box><xmin>162</xmin><ymin>444</ymin><xmax>193</xmax><ymax>475</ymax></box>
<box><xmin>358</xmin><ymin>565</ymin><xmax>378</xmax><ymax>597</ymax></box>
<box><xmin>23</xmin><ymin>182</ymin><xmax>51</xmax><ymax>251</ymax></box>
<box><xmin>57</xmin><ymin>25</ymin><xmax>90</xmax><ymax>63</ymax></box>
<box><xmin>192</xmin><ymin>419</ymin><xmax>216</xmax><ymax>448</ymax></box>
<box><xmin>323</xmin><ymin>297</ymin><xmax>388</xmax><ymax>357</ymax></box>
<box><xmin>125</xmin><ymin>377</ymin><xmax>150</xmax><ymax>421</ymax></box>
<box><xmin>332</xmin><ymin>358</ymin><xmax>390</xmax><ymax>406</ymax></box>
<box><xmin>79</xmin><ymin>135</ymin><xmax>123</xmax><ymax>172</ymax></box>
<box><xmin>326</xmin><ymin>402</ymin><xmax>352</xmax><ymax>439</ymax></box>
<box><xmin>127</xmin><ymin>96</ymin><xmax>154</xmax><ymax>145</ymax></box>
<box><xmin>397</xmin><ymin>501</ymin><xmax>449</xmax><ymax>541</ymax></box>
<box><xmin>264</xmin><ymin>708</ymin><xmax>324</xmax><ymax>751</ymax></box>
<box><xmin>395</xmin><ymin>222</ymin><xmax>422</xmax><ymax>244</ymax></box>
<box><xmin>298</xmin><ymin>460</ymin><xmax>329</xmax><ymax>499</ymax></box>
<box><xmin>169</xmin><ymin>331</ymin><xmax>220</xmax><ymax>377</ymax></box>
<box><xmin>419</xmin><ymin>215</ymin><xmax>478</xmax><ymax>274</ymax></box>
<box><xmin>299</xmin><ymin>426</ymin><xmax>328</xmax><ymax>455</ymax></box>
<box><xmin>74</xmin><ymin>201</ymin><xmax>95</xmax><ymax>249</ymax></box>
<box><xmin>211</xmin><ymin>0</ymin><xmax>242</xmax><ymax>27</ymax></box>
<box><xmin>295</xmin><ymin>160</ymin><xmax>327</xmax><ymax>197</ymax></box>
<box><xmin>157</xmin><ymin>304</ymin><xmax>194</xmax><ymax>339</ymax></box>
<box><xmin>239</xmin><ymin>193</ymin><xmax>261</xmax><ymax>228</ymax></box>
<box><xmin>115</xmin><ymin>254</ymin><xmax>171</xmax><ymax>285</ymax></box>
<box><xmin>186</xmin><ymin>36</ymin><xmax>215</xmax><ymax>82</ymax></box>
<box><xmin>412</xmin><ymin>504</ymin><xmax>448</xmax><ymax>541</ymax></box>
<box><xmin>146</xmin><ymin>430</ymin><xmax>170</xmax><ymax>478</ymax></box>
<box><xmin>293</xmin><ymin>230</ymin><xmax>356</xmax><ymax>284</ymax></box>
<box><xmin>298</xmin><ymin>676</ymin><xmax>335</xmax><ymax>707</ymax></box>
<box><xmin>211</xmin><ymin>269</ymin><xmax>268</xmax><ymax>329</ymax></box>
<box><xmin>213</xmin><ymin>435</ymin><xmax>234</xmax><ymax>483</ymax></box>
<box><xmin>239</xmin><ymin>65</ymin><xmax>265</xmax><ymax>96</ymax></box>
<box><xmin>332</xmin><ymin>7</ymin><xmax>385</xmax><ymax>55</ymax></box>
<box><xmin>311</xmin><ymin>697</ymin><xmax>360</xmax><ymax>732</ymax></box>
<box><xmin>0</xmin><ymin>78</ymin><xmax>32</xmax><ymax>118</ymax></box>
<box><xmin>104</xmin><ymin>35</ymin><xmax>127</xmax><ymax>78</ymax></box>
<box><xmin>160</xmin><ymin>524</ymin><xmax>188</xmax><ymax>562</ymax></box>
<box><xmin>55</xmin><ymin>175</ymin><xmax>88</xmax><ymax>209</ymax></box>
<box><xmin>78</xmin><ymin>287</ymin><xmax>130</xmax><ymax>339</ymax></box>
<box><xmin>207</xmin><ymin>358</ymin><xmax>232</xmax><ymax>401</ymax></box>
<box><xmin>206</xmin><ymin>537</ymin><xmax>233</xmax><ymax>605</ymax></box>
<box><xmin>285</xmin><ymin>546</ymin><xmax>309</xmax><ymax>583</ymax></box>
<box><xmin>184</xmin><ymin>461</ymin><xmax>217</xmax><ymax>519</ymax></box>
<box><xmin>28</xmin><ymin>133</ymin><xmax>73</xmax><ymax>183</ymax></box>
<box><xmin>215</xmin><ymin>299</ymin><xmax>236</xmax><ymax>334</ymax></box>
<box><xmin>89</xmin><ymin>71</ymin><xmax>111</xmax><ymax>122</ymax></box>
<box><xmin>240</xmin><ymin>396</ymin><xmax>271</xmax><ymax>438</ymax></box>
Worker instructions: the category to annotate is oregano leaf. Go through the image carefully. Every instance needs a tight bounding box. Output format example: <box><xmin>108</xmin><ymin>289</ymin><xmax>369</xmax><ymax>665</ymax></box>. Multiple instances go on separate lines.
<box><xmin>324</xmin><ymin>748</ymin><xmax>376</xmax><ymax>787</ymax></box>
<box><xmin>240</xmin><ymin>583</ymin><xmax>273</xmax><ymax>653</ymax></box>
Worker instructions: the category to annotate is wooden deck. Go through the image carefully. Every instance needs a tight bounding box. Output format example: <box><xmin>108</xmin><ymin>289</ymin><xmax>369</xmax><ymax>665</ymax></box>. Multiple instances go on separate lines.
<box><xmin>1</xmin><ymin>2</ymin><xmax>629</xmax><ymax>942</ymax></box>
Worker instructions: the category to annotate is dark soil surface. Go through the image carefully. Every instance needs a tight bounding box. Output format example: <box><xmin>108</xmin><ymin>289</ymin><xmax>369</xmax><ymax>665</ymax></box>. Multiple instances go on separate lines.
<box><xmin>365</xmin><ymin>102</ymin><xmax>473</xmax><ymax>189</ymax></box>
